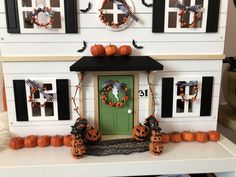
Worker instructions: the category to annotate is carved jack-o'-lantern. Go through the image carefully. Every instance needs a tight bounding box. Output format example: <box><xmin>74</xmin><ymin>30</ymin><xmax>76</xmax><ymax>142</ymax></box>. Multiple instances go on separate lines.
<box><xmin>71</xmin><ymin>135</ymin><xmax>86</xmax><ymax>159</ymax></box>
<box><xmin>149</xmin><ymin>130</ymin><xmax>164</xmax><ymax>156</ymax></box>
<box><xmin>132</xmin><ymin>123</ymin><xmax>149</xmax><ymax>141</ymax></box>
<box><xmin>85</xmin><ymin>127</ymin><xmax>101</xmax><ymax>143</ymax></box>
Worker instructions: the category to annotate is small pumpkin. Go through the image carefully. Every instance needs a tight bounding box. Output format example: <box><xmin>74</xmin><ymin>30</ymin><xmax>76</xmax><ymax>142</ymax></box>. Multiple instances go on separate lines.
<box><xmin>105</xmin><ymin>44</ymin><xmax>118</xmax><ymax>56</ymax></box>
<box><xmin>24</xmin><ymin>135</ymin><xmax>37</xmax><ymax>148</ymax></box>
<box><xmin>195</xmin><ymin>131</ymin><xmax>208</xmax><ymax>143</ymax></box>
<box><xmin>170</xmin><ymin>132</ymin><xmax>182</xmax><ymax>143</ymax></box>
<box><xmin>90</xmin><ymin>44</ymin><xmax>105</xmax><ymax>57</ymax></box>
<box><xmin>37</xmin><ymin>135</ymin><xmax>51</xmax><ymax>147</ymax></box>
<box><xmin>9</xmin><ymin>137</ymin><xmax>24</xmax><ymax>150</ymax></box>
<box><xmin>182</xmin><ymin>131</ymin><xmax>195</xmax><ymax>142</ymax></box>
<box><xmin>160</xmin><ymin>133</ymin><xmax>170</xmax><ymax>144</ymax></box>
<box><xmin>85</xmin><ymin>127</ymin><xmax>101</xmax><ymax>143</ymax></box>
<box><xmin>51</xmin><ymin>135</ymin><xmax>64</xmax><ymax>147</ymax></box>
<box><xmin>149</xmin><ymin>142</ymin><xmax>164</xmax><ymax>156</ymax></box>
<box><xmin>63</xmin><ymin>134</ymin><xmax>73</xmax><ymax>147</ymax></box>
<box><xmin>132</xmin><ymin>123</ymin><xmax>149</xmax><ymax>141</ymax></box>
<box><xmin>118</xmin><ymin>45</ymin><xmax>132</xmax><ymax>56</ymax></box>
<box><xmin>208</xmin><ymin>130</ymin><xmax>220</xmax><ymax>142</ymax></box>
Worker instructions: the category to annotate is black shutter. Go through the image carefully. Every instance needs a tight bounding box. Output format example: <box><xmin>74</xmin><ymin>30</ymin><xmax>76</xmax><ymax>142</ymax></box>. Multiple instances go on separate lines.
<box><xmin>161</xmin><ymin>78</ymin><xmax>174</xmax><ymax>118</ymax></box>
<box><xmin>5</xmin><ymin>0</ymin><xmax>20</xmax><ymax>33</ymax></box>
<box><xmin>56</xmin><ymin>79</ymin><xmax>70</xmax><ymax>120</ymax></box>
<box><xmin>200</xmin><ymin>77</ymin><xmax>214</xmax><ymax>116</ymax></box>
<box><xmin>206</xmin><ymin>0</ymin><xmax>220</xmax><ymax>33</ymax></box>
<box><xmin>64</xmin><ymin>0</ymin><xmax>78</xmax><ymax>33</ymax></box>
<box><xmin>152</xmin><ymin>0</ymin><xmax>165</xmax><ymax>33</ymax></box>
<box><xmin>13</xmin><ymin>80</ymin><xmax>28</xmax><ymax>121</ymax></box>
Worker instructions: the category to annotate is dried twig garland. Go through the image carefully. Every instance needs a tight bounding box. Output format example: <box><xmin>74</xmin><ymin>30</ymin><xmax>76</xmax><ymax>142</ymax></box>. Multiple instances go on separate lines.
<box><xmin>147</xmin><ymin>72</ymin><xmax>156</xmax><ymax>115</ymax></box>
<box><xmin>132</xmin><ymin>39</ymin><xmax>143</xmax><ymax>49</ymax></box>
<box><xmin>72</xmin><ymin>72</ymin><xmax>84</xmax><ymax>117</ymax></box>
<box><xmin>31</xmin><ymin>6</ymin><xmax>55</xmax><ymax>28</ymax></box>
<box><xmin>77</xmin><ymin>41</ymin><xmax>87</xmax><ymax>53</ymax></box>
<box><xmin>141</xmin><ymin>0</ymin><xmax>153</xmax><ymax>7</ymax></box>
<box><xmin>80</xmin><ymin>2</ymin><xmax>92</xmax><ymax>13</ymax></box>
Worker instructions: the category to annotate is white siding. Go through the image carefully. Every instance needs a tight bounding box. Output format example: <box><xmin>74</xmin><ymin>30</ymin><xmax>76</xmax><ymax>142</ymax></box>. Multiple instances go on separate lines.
<box><xmin>0</xmin><ymin>0</ymin><xmax>229</xmax><ymax>56</ymax></box>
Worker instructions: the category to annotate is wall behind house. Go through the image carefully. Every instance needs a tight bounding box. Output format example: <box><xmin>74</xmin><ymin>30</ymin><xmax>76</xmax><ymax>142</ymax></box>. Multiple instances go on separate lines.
<box><xmin>0</xmin><ymin>0</ymin><xmax>229</xmax><ymax>56</ymax></box>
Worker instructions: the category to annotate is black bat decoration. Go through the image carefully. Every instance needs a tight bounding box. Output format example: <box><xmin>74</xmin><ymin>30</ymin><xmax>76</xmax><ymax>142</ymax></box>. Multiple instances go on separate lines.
<box><xmin>77</xmin><ymin>41</ymin><xmax>87</xmax><ymax>53</ymax></box>
<box><xmin>141</xmin><ymin>0</ymin><xmax>153</xmax><ymax>7</ymax></box>
<box><xmin>132</xmin><ymin>39</ymin><xmax>144</xmax><ymax>49</ymax></box>
<box><xmin>80</xmin><ymin>2</ymin><xmax>92</xmax><ymax>13</ymax></box>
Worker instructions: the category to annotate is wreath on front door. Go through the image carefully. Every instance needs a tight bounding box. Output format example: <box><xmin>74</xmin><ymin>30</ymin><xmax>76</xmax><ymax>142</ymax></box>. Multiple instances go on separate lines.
<box><xmin>100</xmin><ymin>80</ymin><xmax>129</xmax><ymax>108</ymax></box>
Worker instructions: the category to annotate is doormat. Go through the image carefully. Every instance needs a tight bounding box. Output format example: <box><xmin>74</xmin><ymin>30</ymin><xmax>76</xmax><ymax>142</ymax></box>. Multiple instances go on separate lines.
<box><xmin>86</xmin><ymin>138</ymin><xmax>149</xmax><ymax>156</ymax></box>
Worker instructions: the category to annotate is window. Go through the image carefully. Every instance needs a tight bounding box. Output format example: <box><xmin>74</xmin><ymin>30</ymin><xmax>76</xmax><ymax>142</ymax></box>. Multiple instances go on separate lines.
<box><xmin>165</xmin><ymin>0</ymin><xmax>209</xmax><ymax>32</ymax></box>
<box><xmin>18</xmin><ymin>0</ymin><xmax>65</xmax><ymax>33</ymax></box>
<box><xmin>173</xmin><ymin>77</ymin><xmax>201</xmax><ymax>117</ymax></box>
<box><xmin>25</xmin><ymin>79</ymin><xmax>58</xmax><ymax>121</ymax></box>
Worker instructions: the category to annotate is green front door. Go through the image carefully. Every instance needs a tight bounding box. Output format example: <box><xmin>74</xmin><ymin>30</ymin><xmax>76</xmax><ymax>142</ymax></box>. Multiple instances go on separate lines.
<box><xmin>98</xmin><ymin>75</ymin><xmax>134</xmax><ymax>135</ymax></box>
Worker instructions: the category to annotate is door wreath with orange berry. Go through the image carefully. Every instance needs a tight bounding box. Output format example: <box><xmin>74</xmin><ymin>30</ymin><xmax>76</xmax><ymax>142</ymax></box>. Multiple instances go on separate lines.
<box><xmin>100</xmin><ymin>80</ymin><xmax>129</xmax><ymax>108</ymax></box>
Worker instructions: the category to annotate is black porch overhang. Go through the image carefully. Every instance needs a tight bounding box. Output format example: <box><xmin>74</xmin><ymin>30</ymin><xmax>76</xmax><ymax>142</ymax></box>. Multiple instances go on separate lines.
<box><xmin>70</xmin><ymin>56</ymin><xmax>163</xmax><ymax>72</ymax></box>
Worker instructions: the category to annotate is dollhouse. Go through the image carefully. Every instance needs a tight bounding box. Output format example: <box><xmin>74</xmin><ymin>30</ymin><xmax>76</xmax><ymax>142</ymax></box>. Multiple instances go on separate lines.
<box><xmin>1</xmin><ymin>0</ymin><xmax>226</xmax><ymax>136</ymax></box>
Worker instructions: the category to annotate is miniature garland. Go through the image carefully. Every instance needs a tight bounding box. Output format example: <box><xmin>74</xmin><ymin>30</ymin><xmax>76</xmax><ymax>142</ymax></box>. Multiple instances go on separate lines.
<box><xmin>31</xmin><ymin>6</ymin><xmax>54</xmax><ymax>28</ymax></box>
<box><xmin>100</xmin><ymin>80</ymin><xmax>129</xmax><ymax>108</ymax></box>
<box><xmin>176</xmin><ymin>81</ymin><xmax>198</xmax><ymax>102</ymax></box>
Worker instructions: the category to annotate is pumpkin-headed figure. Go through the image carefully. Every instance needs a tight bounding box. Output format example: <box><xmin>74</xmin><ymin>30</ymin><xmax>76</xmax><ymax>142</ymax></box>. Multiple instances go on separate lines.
<box><xmin>149</xmin><ymin>130</ymin><xmax>164</xmax><ymax>156</ymax></box>
<box><xmin>71</xmin><ymin>135</ymin><xmax>86</xmax><ymax>159</ymax></box>
<box><xmin>85</xmin><ymin>127</ymin><xmax>101</xmax><ymax>143</ymax></box>
<box><xmin>132</xmin><ymin>123</ymin><xmax>149</xmax><ymax>141</ymax></box>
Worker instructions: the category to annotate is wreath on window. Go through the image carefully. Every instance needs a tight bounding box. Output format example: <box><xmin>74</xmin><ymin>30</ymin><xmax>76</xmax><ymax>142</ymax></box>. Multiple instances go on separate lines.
<box><xmin>100</xmin><ymin>80</ymin><xmax>129</xmax><ymax>108</ymax></box>
<box><xmin>31</xmin><ymin>6</ymin><xmax>55</xmax><ymax>28</ymax></box>
<box><xmin>175</xmin><ymin>2</ymin><xmax>203</xmax><ymax>28</ymax></box>
<box><xmin>176</xmin><ymin>81</ymin><xmax>198</xmax><ymax>103</ymax></box>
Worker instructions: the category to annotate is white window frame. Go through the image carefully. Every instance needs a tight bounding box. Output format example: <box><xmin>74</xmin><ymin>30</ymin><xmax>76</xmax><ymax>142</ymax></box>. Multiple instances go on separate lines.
<box><xmin>164</xmin><ymin>0</ymin><xmax>209</xmax><ymax>33</ymax></box>
<box><xmin>172</xmin><ymin>76</ymin><xmax>202</xmax><ymax>117</ymax></box>
<box><xmin>25</xmin><ymin>79</ymin><xmax>58</xmax><ymax>121</ymax></box>
<box><xmin>18</xmin><ymin>0</ymin><xmax>65</xmax><ymax>33</ymax></box>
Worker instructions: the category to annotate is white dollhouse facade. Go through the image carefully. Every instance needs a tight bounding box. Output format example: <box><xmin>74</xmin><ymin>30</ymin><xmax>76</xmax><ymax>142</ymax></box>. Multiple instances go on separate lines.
<box><xmin>0</xmin><ymin>0</ymin><xmax>228</xmax><ymax>136</ymax></box>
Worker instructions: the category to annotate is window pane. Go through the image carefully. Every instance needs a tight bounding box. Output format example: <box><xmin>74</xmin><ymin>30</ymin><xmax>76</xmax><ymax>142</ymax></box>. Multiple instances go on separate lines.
<box><xmin>22</xmin><ymin>0</ymin><xmax>32</xmax><ymax>7</ymax></box>
<box><xmin>36</xmin><ymin>0</ymin><xmax>46</xmax><ymax>6</ymax></box>
<box><xmin>23</xmin><ymin>12</ymin><xmax>34</xmax><ymax>28</ymax></box>
<box><xmin>168</xmin><ymin>12</ymin><xmax>177</xmax><ymax>28</ymax></box>
<box><xmin>50</xmin><ymin>0</ymin><xmax>60</xmax><ymax>7</ymax></box>
<box><xmin>177</xmin><ymin>81</ymin><xmax>186</xmax><ymax>95</ymax></box>
<box><xmin>51</xmin><ymin>12</ymin><xmax>62</xmax><ymax>28</ymax></box>
<box><xmin>43</xmin><ymin>83</ymin><xmax>53</xmax><ymax>91</ymax></box>
<box><xmin>181</xmin><ymin>11</ymin><xmax>190</xmax><ymax>28</ymax></box>
<box><xmin>189</xmin><ymin>85</ymin><xmax>196</xmax><ymax>95</ymax></box>
<box><xmin>169</xmin><ymin>0</ymin><xmax>177</xmax><ymax>7</ymax></box>
<box><xmin>182</xmin><ymin>0</ymin><xmax>190</xmax><ymax>6</ymax></box>
<box><xmin>30</xmin><ymin>87</ymin><xmax>40</xmax><ymax>99</ymax></box>
<box><xmin>196</xmin><ymin>12</ymin><xmax>203</xmax><ymax>28</ymax></box>
<box><xmin>177</xmin><ymin>99</ymin><xmax>185</xmax><ymax>113</ymax></box>
<box><xmin>45</xmin><ymin>102</ymin><xmax>54</xmax><ymax>116</ymax></box>
<box><xmin>188</xmin><ymin>99</ymin><xmax>193</xmax><ymax>112</ymax></box>
<box><xmin>195</xmin><ymin>0</ymin><xmax>204</xmax><ymax>5</ymax></box>
<box><xmin>32</xmin><ymin>102</ymin><xmax>41</xmax><ymax>116</ymax></box>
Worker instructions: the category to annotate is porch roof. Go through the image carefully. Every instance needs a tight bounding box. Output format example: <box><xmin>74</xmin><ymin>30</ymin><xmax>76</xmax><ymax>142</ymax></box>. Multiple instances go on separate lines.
<box><xmin>70</xmin><ymin>56</ymin><xmax>163</xmax><ymax>72</ymax></box>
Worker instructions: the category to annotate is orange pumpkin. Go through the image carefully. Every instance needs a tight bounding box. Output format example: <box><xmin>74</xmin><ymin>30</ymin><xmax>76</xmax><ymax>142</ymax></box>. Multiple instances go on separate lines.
<box><xmin>63</xmin><ymin>134</ymin><xmax>73</xmax><ymax>147</ymax></box>
<box><xmin>182</xmin><ymin>131</ymin><xmax>195</xmax><ymax>142</ymax></box>
<box><xmin>132</xmin><ymin>123</ymin><xmax>149</xmax><ymax>141</ymax></box>
<box><xmin>195</xmin><ymin>131</ymin><xmax>208</xmax><ymax>143</ymax></box>
<box><xmin>105</xmin><ymin>44</ymin><xmax>118</xmax><ymax>56</ymax></box>
<box><xmin>90</xmin><ymin>44</ymin><xmax>105</xmax><ymax>57</ymax></box>
<box><xmin>170</xmin><ymin>132</ymin><xmax>182</xmax><ymax>143</ymax></box>
<box><xmin>85</xmin><ymin>127</ymin><xmax>101</xmax><ymax>143</ymax></box>
<box><xmin>37</xmin><ymin>135</ymin><xmax>51</xmax><ymax>147</ymax></box>
<box><xmin>9</xmin><ymin>137</ymin><xmax>24</xmax><ymax>150</ymax></box>
<box><xmin>118</xmin><ymin>45</ymin><xmax>132</xmax><ymax>56</ymax></box>
<box><xmin>208</xmin><ymin>130</ymin><xmax>220</xmax><ymax>142</ymax></box>
<box><xmin>160</xmin><ymin>133</ymin><xmax>170</xmax><ymax>144</ymax></box>
<box><xmin>24</xmin><ymin>135</ymin><xmax>37</xmax><ymax>148</ymax></box>
<box><xmin>51</xmin><ymin>135</ymin><xmax>64</xmax><ymax>147</ymax></box>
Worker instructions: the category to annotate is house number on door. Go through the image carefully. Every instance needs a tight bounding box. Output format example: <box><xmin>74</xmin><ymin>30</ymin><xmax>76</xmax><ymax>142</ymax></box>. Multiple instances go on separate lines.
<box><xmin>139</xmin><ymin>89</ymin><xmax>148</xmax><ymax>97</ymax></box>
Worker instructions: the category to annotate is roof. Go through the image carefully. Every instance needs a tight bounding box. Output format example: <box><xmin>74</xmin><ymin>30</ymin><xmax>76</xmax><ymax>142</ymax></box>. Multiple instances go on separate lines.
<box><xmin>70</xmin><ymin>56</ymin><xmax>164</xmax><ymax>71</ymax></box>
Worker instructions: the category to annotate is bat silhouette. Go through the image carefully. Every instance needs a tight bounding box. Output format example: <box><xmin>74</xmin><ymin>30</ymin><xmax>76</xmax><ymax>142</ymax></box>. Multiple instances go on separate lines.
<box><xmin>132</xmin><ymin>39</ymin><xmax>144</xmax><ymax>49</ymax></box>
<box><xmin>141</xmin><ymin>0</ymin><xmax>153</xmax><ymax>7</ymax></box>
<box><xmin>80</xmin><ymin>2</ymin><xmax>92</xmax><ymax>13</ymax></box>
<box><xmin>77</xmin><ymin>41</ymin><xmax>87</xmax><ymax>53</ymax></box>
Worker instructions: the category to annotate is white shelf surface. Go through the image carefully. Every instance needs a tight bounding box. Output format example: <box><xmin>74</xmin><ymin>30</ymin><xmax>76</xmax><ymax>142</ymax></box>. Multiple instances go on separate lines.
<box><xmin>0</xmin><ymin>136</ymin><xmax>235</xmax><ymax>177</ymax></box>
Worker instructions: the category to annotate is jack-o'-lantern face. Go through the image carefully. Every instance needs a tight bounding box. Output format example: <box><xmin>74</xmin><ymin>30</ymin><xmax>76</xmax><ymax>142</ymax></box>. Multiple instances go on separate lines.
<box><xmin>150</xmin><ymin>135</ymin><xmax>161</xmax><ymax>143</ymax></box>
<box><xmin>132</xmin><ymin>123</ymin><xmax>149</xmax><ymax>141</ymax></box>
<box><xmin>85</xmin><ymin>127</ymin><xmax>101</xmax><ymax>143</ymax></box>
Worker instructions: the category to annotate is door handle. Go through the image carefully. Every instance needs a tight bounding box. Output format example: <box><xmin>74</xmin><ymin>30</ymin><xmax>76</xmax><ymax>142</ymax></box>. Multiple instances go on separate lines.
<box><xmin>128</xmin><ymin>109</ymin><xmax>133</xmax><ymax>114</ymax></box>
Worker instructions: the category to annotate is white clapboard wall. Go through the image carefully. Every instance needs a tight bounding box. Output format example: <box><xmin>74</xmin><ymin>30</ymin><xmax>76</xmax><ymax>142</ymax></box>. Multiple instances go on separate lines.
<box><xmin>0</xmin><ymin>0</ymin><xmax>229</xmax><ymax>56</ymax></box>
<box><xmin>2</xmin><ymin>59</ymin><xmax>222</xmax><ymax>135</ymax></box>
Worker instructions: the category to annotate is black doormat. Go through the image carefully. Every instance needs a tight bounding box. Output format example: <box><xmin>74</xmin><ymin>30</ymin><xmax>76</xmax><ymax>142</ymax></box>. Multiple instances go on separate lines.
<box><xmin>86</xmin><ymin>138</ymin><xmax>149</xmax><ymax>156</ymax></box>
